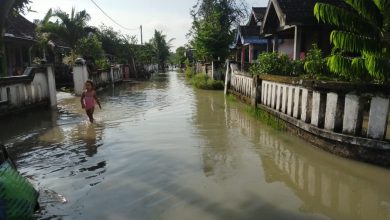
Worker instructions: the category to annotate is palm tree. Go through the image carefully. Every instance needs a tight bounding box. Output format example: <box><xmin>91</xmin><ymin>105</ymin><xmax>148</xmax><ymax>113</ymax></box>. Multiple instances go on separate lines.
<box><xmin>149</xmin><ymin>30</ymin><xmax>174</xmax><ymax>71</ymax></box>
<box><xmin>39</xmin><ymin>7</ymin><xmax>92</xmax><ymax>62</ymax></box>
<box><xmin>314</xmin><ymin>0</ymin><xmax>390</xmax><ymax>82</ymax></box>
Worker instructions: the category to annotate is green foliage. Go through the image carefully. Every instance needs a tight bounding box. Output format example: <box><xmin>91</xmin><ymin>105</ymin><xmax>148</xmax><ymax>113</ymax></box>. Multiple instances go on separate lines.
<box><xmin>190</xmin><ymin>73</ymin><xmax>224</xmax><ymax>90</ymax></box>
<box><xmin>304</xmin><ymin>44</ymin><xmax>329</xmax><ymax>77</ymax></box>
<box><xmin>314</xmin><ymin>0</ymin><xmax>390</xmax><ymax>82</ymax></box>
<box><xmin>97</xmin><ymin>25</ymin><xmax>138</xmax><ymax>64</ymax></box>
<box><xmin>250</xmin><ymin>52</ymin><xmax>294</xmax><ymax>76</ymax></box>
<box><xmin>39</xmin><ymin>8</ymin><xmax>92</xmax><ymax>51</ymax></box>
<box><xmin>226</xmin><ymin>94</ymin><xmax>237</xmax><ymax>103</ymax></box>
<box><xmin>149</xmin><ymin>30</ymin><xmax>173</xmax><ymax>70</ymax></box>
<box><xmin>189</xmin><ymin>0</ymin><xmax>247</xmax><ymax>62</ymax></box>
<box><xmin>75</xmin><ymin>34</ymin><xmax>104</xmax><ymax>59</ymax></box>
<box><xmin>245</xmin><ymin>106</ymin><xmax>286</xmax><ymax>130</ymax></box>
<box><xmin>95</xmin><ymin>58</ymin><xmax>110</xmax><ymax>70</ymax></box>
<box><xmin>175</xmin><ymin>46</ymin><xmax>187</xmax><ymax>66</ymax></box>
<box><xmin>184</xmin><ymin>59</ymin><xmax>195</xmax><ymax>78</ymax></box>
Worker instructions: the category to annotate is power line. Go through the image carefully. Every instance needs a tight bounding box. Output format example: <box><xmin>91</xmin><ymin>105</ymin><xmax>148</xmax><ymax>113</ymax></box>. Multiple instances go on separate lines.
<box><xmin>89</xmin><ymin>0</ymin><xmax>139</xmax><ymax>31</ymax></box>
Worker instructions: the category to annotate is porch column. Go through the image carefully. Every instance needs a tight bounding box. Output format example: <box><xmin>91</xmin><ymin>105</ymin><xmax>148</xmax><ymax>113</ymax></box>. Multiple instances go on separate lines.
<box><xmin>248</xmin><ymin>45</ymin><xmax>253</xmax><ymax>63</ymax></box>
<box><xmin>273</xmin><ymin>36</ymin><xmax>279</xmax><ymax>52</ymax></box>
<box><xmin>241</xmin><ymin>46</ymin><xmax>246</xmax><ymax>71</ymax></box>
<box><xmin>267</xmin><ymin>39</ymin><xmax>272</xmax><ymax>52</ymax></box>
<box><xmin>293</xmin><ymin>26</ymin><xmax>302</xmax><ymax>60</ymax></box>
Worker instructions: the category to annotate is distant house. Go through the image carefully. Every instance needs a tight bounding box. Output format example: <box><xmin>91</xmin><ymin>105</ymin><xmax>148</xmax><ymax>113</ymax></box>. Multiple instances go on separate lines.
<box><xmin>1</xmin><ymin>14</ymin><xmax>36</xmax><ymax>76</ymax></box>
<box><xmin>261</xmin><ymin>0</ymin><xmax>347</xmax><ymax>60</ymax></box>
<box><xmin>232</xmin><ymin>7</ymin><xmax>268</xmax><ymax>70</ymax></box>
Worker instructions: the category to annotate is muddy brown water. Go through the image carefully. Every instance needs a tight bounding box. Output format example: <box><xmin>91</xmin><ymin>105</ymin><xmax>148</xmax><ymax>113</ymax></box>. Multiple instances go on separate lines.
<box><xmin>1</xmin><ymin>72</ymin><xmax>390</xmax><ymax>220</ymax></box>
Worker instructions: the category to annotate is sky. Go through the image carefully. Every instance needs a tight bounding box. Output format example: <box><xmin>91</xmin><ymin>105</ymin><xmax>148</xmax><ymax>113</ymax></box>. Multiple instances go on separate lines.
<box><xmin>24</xmin><ymin>0</ymin><xmax>269</xmax><ymax>50</ymax></box>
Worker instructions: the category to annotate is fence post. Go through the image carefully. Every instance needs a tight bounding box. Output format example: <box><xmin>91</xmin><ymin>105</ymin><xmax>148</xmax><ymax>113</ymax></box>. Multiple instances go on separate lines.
<box><xmin>224</xmin><ymin>60</ymin><xmax>231</xmax><ymax>95</ymax></box>
<box><xmin>46</xmin><ymin>65</ymin><xmax>57</xmax><ymax>108</ymax></box>
<box><xmin>367</xmin><ymin>96</ymin><xmax>390</xmax><ymax>139</ymax></box>
<box><xmin>73</xmin><ymin>64</ymin><xmax>89</xmax><ymax>96</ymax></box>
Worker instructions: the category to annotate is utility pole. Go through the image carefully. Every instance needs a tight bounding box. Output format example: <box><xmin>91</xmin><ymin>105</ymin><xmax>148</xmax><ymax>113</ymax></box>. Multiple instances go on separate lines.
<box><xmin>140</xmin><ymin>25</ymin><xmax>143</xmax><ymax>45</ymax></box>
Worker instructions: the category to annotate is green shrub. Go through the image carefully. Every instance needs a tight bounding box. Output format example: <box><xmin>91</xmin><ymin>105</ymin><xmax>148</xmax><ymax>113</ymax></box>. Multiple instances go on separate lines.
<box><xmin>184</xmin><ymin>59</ymin><xmax>195</xmax><ymax>78</ymax></box>
<box><xmin>250</xmin><ymin>52</ymin><xmax>295</xmax><ymax>76</ymax></box>
<box><xmin>304</xmin><ymin>44</ymin><xmax>329</xmax><ymax>77</ymax></box>
<box><xmin>95</xmin><ymin>59</ymin><xmax>110</xmax><ymax>70</ymax></box>
<box><xmin>190</xmin><ymin>74</ymin><xmax>224</xmax><ymax>90</ymax></box>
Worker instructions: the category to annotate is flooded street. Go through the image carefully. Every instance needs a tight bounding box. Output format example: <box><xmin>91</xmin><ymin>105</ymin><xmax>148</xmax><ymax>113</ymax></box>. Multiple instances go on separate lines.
<box><xmin>2</xmin><ymin>71</ymin><xmax>390</xmax><ymax>220</ymax></box>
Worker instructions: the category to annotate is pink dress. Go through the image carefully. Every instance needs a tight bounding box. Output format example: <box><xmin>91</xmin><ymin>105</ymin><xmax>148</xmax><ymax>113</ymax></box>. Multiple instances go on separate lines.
<box><xmin>84</xmin><ymin>91</ymin><xmax>95</xmax><ymax>110</ymax></box>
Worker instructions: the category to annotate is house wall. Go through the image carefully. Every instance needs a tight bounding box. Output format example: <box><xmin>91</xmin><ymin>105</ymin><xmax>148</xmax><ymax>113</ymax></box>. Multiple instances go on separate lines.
<box><xmin>4</xmin><ymin>40</ymin><xmax>33</xmax><ymax>76</ymax></box>
<box><xmin>277</xmin><ymin>39</ymin><xmax>294</xmax><ymax>59</ymax></box>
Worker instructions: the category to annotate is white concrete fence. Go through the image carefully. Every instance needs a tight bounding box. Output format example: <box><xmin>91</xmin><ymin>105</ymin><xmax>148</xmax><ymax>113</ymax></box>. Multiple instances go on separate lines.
<box><xmin>226</xmin><ymin>62</ymin><xmax>390</xmax><ymax>147</ymax></box>
<box><xmin>73</xmin><ymin>64</ymin><xmax>124</xmax><ymax>96</ymax></box>
<box><xmin>0</xmin><ymin>66</ymin><xmax>57</xmax><ymax>115</ymax></box>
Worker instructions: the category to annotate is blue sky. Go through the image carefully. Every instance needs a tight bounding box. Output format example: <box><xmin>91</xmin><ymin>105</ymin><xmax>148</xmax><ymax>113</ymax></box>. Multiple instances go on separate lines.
<box><xmin>25</xmin><ymin>0</ymin><xmax>269</xmax><ymax>50</ymax></box>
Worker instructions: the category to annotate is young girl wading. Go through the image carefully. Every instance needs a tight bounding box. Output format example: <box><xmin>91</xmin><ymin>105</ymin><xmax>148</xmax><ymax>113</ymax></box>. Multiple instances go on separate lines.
<box><xmin>81</xmin><ymin>80</ymin><xmax>101</xmax><ymax>123</ymax></box>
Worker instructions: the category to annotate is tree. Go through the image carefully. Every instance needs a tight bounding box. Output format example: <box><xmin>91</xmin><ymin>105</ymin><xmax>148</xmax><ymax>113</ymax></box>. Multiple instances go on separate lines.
<box><xmin>149</xmin><ymin>30</ymin><xmax>173</xmax><ymax>70</ymax></box>
<box><xmin>189</xmin><ymin>0</ymin><xmax>247</xmax><ymax>62</ymax></box>
<box><xmin>39</xmin><ymin>7</ymin><xmax>93</xmax><ymax>62</ymax></box>
<box><xmin>175</xmin><ymin>46</ymin><xmax>186</xmax><ymax>66</ymax></box>
<box><xmin>314</xmin><ymin>0</ymin><xmax>390</xmax><ymax>82</ymax></box>
<box><xmin>75</xmin><ymin>34</ymin><xmax>104</xmax><ymax>60</ymax></box>
<box><xmin>97</xmin><ymin>25</ymin><xmax>137</xmax><ymax>64</ymax></box>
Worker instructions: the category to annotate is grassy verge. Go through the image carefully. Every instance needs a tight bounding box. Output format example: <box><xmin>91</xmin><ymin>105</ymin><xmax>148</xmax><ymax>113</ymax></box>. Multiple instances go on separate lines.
<box><xmin>245</xmin><ymin>106</ymin><xmax>286</xmax><ymax>131</ymax></box>
<box><xmin>226</xmin><ymin>94</ymin><xmax>237</xmax><ymax>103</ymax></box>
<box><xmin>186</xmin><ymin>70</ymin><xmax>224</xmax><ymax>90</ymax></box>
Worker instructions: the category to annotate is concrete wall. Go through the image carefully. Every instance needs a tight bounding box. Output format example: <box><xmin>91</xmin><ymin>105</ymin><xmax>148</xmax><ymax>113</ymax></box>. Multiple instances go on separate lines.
<box><xmin>73</xmin><ymin>64</ymin><xmax>124</xmax><ymax>95</ymax></box>
<box><xmin>0</xmin><ymin>66</ymin><xmax>57</xmax><ymax>116</ymax></box>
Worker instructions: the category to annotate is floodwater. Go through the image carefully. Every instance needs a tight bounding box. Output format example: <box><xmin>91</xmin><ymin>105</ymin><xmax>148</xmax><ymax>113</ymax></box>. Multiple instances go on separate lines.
<box><xmin>1</xmin><ymin>71</ymin><xmax>390</xmax><ymax>220</ymax></box>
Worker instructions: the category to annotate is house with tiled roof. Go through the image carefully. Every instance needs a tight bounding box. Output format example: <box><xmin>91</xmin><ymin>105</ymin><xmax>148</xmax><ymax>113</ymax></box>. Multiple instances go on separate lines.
<box><xmin>232</xmin><ymin>7</ymin><xmax>268</xmax><ymax>70</ymax></box>
<box><xmin>261</xmin><ymin>0</ymin><xmax>348</xmax><ymax>60</ymax></box>
<box><xmin>1</xmin><ymin>13</ymin><xmax>36</xmax><ymax>76</ymax></box>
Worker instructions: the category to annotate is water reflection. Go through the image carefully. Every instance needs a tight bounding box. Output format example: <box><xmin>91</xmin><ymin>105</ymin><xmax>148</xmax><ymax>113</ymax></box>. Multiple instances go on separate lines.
<box><xmin>218</xmin><ymin>93</ymin><xmax>390</xmax><ymax>220</ymax></box>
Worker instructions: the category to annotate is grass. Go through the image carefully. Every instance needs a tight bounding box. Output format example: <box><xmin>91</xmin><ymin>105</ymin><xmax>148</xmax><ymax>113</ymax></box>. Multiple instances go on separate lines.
<box><xmin>187</xmin><ymin>72</ymin><xmax>224</xmax><ymax>90</ymax></box>
<box><xmin>245</xmin><ymin>106</ymin><xmax>286</xmax><ymax>131</ymax></box>
<box><xmin>226</xmin><ymin>94</ymin><xmax>237</xmax><ymax>103</ymax></box>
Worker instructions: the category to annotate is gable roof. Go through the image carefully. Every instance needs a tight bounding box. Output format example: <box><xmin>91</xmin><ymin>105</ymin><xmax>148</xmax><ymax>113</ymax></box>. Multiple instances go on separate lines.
<box><xmin>234</xmin><ymin>26</ymin><xmax>267</xmax><ymax>47</ymax></box>
<box><xmin>252</xmin><ymin>7</ymin><xmax>267</xmax><ymax>23</ymax></box>
<box><xmin>261</xmin><ymin>0</ymin><xmax>348</xmax><ymax>33</ymax></box>
<box><xmin>4</xmin><ymin>13</ymin><xmax>36</xmax><ymax>41</ymax></box>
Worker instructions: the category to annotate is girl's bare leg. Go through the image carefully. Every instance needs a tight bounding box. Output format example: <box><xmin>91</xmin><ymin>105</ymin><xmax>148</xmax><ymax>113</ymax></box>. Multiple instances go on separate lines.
<box><xmin>86</xmin><ymin>108</ymin><xmax>95</xmax><ymax>123</ymax></box>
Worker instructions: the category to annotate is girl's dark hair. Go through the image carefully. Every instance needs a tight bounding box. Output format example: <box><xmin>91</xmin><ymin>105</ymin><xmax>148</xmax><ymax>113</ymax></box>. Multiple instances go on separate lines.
<box><xmin>85</xmin><ymin>79</ymin><xmax>94</xmax><ymax>88</ymax></box>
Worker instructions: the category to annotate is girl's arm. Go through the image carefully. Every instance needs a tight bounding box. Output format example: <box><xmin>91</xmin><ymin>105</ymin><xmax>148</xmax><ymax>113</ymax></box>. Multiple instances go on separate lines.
<box><xmin>94</xmin><ymin>91</ymin><xmax>102</xmax><ymax>109</ymax></box>
<box><xmin>81</xmin><ymin>92</ymin><xmax>85</xmax><ymax>109</ymax></box>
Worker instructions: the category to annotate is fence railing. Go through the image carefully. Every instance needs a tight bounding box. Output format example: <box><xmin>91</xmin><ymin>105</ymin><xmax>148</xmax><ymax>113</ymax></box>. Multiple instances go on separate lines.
<box><xmin>226</xmin><ymin>62</ymin><xmax>390</xmax><ymax>152</ymax></box>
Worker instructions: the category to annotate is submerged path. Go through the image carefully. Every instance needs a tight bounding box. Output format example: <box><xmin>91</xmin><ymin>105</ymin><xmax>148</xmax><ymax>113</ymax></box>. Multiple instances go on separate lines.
<box><xmin>1</xmin><ymin>72</ymin><xmax>390</xmax><ymax>220</ymax></box>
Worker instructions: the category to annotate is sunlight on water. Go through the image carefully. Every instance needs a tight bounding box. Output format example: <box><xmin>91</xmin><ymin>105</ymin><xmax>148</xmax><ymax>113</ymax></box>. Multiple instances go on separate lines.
<box><xmin>1</xmin><ymin>72</ymin><xmax>390</xmax><ymax>220</ymax></box>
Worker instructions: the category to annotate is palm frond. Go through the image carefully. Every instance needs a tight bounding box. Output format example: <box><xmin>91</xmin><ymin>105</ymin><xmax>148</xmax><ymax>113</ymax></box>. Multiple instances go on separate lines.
<box><xmin>344</xmin><ymin>0</ymin><xmax>383</xmax><ymax>29</ymax></box>
<box><xmin>314</xmin><ymin>3</ymin><xmax>378</xmax><ymax>35</ymax></box>
<box><xmin>373</xmin><ymin>0</ymin><xmax>390</xmax><ymax>31</ymax></box>
<box><xmin>364</xmin><ymin>53</ymin><xmax>390</xmax><ymax>81</ymax></box>
<box><xmin>327</xmin><ymin>54</ymin><xmax>353</xmax><ymax>78</ymax></box>
<box><xmin>330</xmin><ymin>30</ymin><xmax>382</xmax><ymax>54</ymax></box>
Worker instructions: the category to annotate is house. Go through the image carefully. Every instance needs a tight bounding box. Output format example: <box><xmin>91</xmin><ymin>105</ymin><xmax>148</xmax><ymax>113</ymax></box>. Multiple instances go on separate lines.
<box><xmin>261</xmin><ymin>0</ymin><xmax>347</xmax><ymax>60</ymax></box>
<box><xmin>1</xmin><ymin>13</ymin><xmax>36</xmax><ymax>76</ymax></box>
<box><xmin>232</xmin><ymin>7</ymin><xmax>268</xmax><ymax>70</ymax></box>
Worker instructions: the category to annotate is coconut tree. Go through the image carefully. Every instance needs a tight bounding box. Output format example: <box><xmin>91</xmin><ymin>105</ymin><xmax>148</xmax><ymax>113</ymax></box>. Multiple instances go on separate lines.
<box><xmin>149</xmin><ymin>30</ymin><xmax>174</xmax><ymax>71</ymax></box>
<box><xmin>314</xmin><ymin>0</ymin><xmax>390</xmax><ymax>82</ymax></box>
<box><xmin>39</xmin><ymin>7</ymin><xmax>93</xmax><ymax>62</ymax></box>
